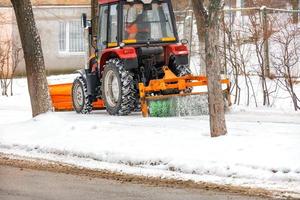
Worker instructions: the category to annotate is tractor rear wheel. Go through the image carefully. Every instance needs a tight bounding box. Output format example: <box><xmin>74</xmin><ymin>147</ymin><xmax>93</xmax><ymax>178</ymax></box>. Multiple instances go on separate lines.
<box><xmin>102</xmin><ymin>58</ymin><xmax>136</xmax><ymax>116</ymax></box>
<box><xmin>163</xmin><ymin>63</ymin><xmax>192</xmax><ymax>95</ymax></box>
<box><xmin>72</xmin><ymin>76</ymin><xmax>93</xmax><ymax>114</ymax></box>
<box><xmin>175</xmin><ymin>64</ymin><xmax>193</xmax><ymax>93</ymax></box>
<box><xmin>175</xmin><ymin>64</ymin><xmax>192</xmax><ymax>77</ymax></box>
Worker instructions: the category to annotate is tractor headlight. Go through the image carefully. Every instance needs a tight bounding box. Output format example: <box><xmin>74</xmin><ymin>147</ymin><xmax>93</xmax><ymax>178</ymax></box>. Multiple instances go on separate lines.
<box><xmin>141</xmin><ymin>0</ymin><xmax>152</xmax><ymax>4</ymax></box>
<box><xmin>119</xmin><ymin>42</ymin><xmax>125</xmax><ymax>48</ymax></box>
<box><xmin>181</xmin><ymin>39</ymin><xmax>189</xmax><ymax>45</ymax></box>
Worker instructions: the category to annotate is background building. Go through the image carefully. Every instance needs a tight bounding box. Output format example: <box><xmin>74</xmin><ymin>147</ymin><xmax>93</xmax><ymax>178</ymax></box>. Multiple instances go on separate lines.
<box><xmin>0</xmin><ymin>0</ymin><xmax>90</xmax><ymax>75</ymax></box>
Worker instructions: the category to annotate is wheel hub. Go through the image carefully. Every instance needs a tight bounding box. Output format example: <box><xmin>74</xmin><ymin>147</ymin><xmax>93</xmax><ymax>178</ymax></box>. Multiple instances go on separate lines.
<box><xmin>74</xmin><ymin>83</ymin><xmax>83</xmax><ymax>107</ymax></box>
<box><xmin>104</xmin><ymin>70</ymin><xmax>120</xmax><ymax>107</ymax></box>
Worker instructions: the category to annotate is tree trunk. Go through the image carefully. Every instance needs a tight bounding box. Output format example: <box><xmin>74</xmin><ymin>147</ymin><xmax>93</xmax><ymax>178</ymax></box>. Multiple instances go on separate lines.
<box><xmin>91</xmin><ymin>0</ymin><xmax>98</xmax><ymax>36</ymax></box>
<box><xmin>291</xmin><ymin>0</ymin><xmax>299</xmax><ymax>24</ymax></box>
<box><xmin>192</xmin><ymin>0</ymin><xmax>227</xmax><ymax>137</ymax></box>
<box><xmin>11</xmin><ymin>0</ymin><xmax>52</xmax><ymax>117</ymax></box>
<box><xmin>91</xmin><ymin>0</ymin><xmax>98</xmax><ymax>54</ymax></box>
<box><xmin>191</xmin><ymin>0</ymin><xmax>207</xmax><ymax>74</ymax></box>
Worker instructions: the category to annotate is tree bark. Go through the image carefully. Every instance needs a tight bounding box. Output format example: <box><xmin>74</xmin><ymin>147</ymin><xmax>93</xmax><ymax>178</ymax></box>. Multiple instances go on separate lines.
<box><xmin>192</xmin><ymin>0</ymin><xmax>227</xmax><ymax>137</ymax></box>
<box><xmin>91</xmin><ymin>0</ymin><xmax>98</xmax><ymax>35</ymax></box>
<box><xmin>11</xmin><ymin>0</ymin><xmax>52</xmax><ymax>117</ymax></box>
<box><xmin>291</xmin><ymin>0</ymin><xmax>299</xmax><ymax>24</ymax></box>
<box><xmin>91</xmin><ymin>0</ymin><xmax>98</xmax><ymax>54</ymax></box>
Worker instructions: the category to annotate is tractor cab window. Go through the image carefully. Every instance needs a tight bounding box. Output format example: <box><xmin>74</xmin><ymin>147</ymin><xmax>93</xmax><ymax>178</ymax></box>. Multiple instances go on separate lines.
<box><xmin>123</xmin><ymin>3</ymin><xmax>175</xmax><ymax>43</ymax></box>
<box><xmin>108</xmin><ymin>4</ymin><xmax>118</xmax><ymax>46</ymax></box>
<box><xmin>98</xmin><ymin>5</ymin><xmax>108</xmax><ymax>50</ymax></box>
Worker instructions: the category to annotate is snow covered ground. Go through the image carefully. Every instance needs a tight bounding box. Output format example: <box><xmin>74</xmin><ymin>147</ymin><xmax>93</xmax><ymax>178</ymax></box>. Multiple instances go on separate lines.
<box><xmin>1</xmin><ymin>77</ymin><xmax>300</xmax><ymax>198</ymax></box>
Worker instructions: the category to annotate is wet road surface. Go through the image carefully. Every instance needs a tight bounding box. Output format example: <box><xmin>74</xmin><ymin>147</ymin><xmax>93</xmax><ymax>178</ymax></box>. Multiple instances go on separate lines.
<box><xmin>0</xmin><ymin>165</ymin><xmax>269</xmax><ymax>200</ymax></box>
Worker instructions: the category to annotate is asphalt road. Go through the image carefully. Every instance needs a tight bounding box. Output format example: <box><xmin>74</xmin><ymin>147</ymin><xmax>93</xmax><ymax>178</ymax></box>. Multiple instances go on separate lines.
<box><xmin>0</xmin><ymin>165</ymin><xmax>267</xmax><ymax>200</ymax></box>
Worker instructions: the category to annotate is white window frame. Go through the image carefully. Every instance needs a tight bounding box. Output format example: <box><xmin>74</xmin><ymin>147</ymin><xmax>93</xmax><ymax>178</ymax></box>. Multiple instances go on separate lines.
<box><xmin>59</xmin><ymin>21</ymin><xmax>85</xmax><ymax>55</ymax></box>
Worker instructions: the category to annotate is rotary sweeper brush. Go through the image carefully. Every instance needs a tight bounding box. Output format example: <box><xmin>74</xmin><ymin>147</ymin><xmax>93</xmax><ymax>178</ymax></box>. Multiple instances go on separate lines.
<box><xmin>49</xmin><ymin>0</ymin><xmax>231</xmax><ymax>117</ymax></box>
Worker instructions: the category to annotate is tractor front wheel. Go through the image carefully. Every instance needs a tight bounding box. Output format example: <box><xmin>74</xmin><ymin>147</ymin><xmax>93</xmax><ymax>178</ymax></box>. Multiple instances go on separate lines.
<box><xmin>102</xmin><ymin>58</ymin><xmax>135</xmax><ymax>116</ymax></box>
<box><xmin>72</xmin><ymin>76</ymin><xmax>93</xmax><ymax>114</ymax></box>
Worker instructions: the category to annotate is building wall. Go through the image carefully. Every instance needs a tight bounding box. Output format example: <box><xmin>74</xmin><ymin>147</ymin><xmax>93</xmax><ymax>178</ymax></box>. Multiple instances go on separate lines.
<box><xmin>29</xmin><ymin>6</ymin><xmax>90</xmax><ymax>75</ymax></box>
<box><xmin>1</xmin><ymin>0</ymin><xmax>91</xmax><ymax>75</ymax></box>
<box><xmin>1</xmin><ymin>6</ymin><xmax>91</xmax><ymax>75</ymax></box>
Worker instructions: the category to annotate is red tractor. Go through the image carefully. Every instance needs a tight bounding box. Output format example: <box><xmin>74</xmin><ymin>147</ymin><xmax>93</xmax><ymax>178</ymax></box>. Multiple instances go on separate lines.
<box><xmin>72</xmin><ymin>0</ymin><xmax>194</xmax><ymax>115</ymax></box>
<box><xmin>50</xmin><ymin>0</ymin><xmax>230</xmax><ymax>117</ymax></box>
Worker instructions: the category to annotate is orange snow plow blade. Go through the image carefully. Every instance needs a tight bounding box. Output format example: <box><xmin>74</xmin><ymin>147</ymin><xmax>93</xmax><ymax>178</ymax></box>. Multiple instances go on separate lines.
<box><xmin>49</xmin><ymin>83</ymin><xmax>104</xmax><ymax>111</ymax></box>
<box><xmin>139</xmin><ymin>67</ymin><xmax>231</xmax><ymax>117</ymax></box>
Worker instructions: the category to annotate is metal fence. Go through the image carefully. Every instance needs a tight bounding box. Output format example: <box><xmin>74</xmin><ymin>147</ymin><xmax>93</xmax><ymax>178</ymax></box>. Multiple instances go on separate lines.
<box><xmin>222</xmin><ymin>7</ymin><xmax>300</xmax><ymax>78</ymax></box>
<box><xmin>222</xmin><ymin>7</ymin><xmax>300</xmax><ymax>108</ymax></box>
<box><xmin>174</xmin><ymin>7</ymin><xmax>300</xmax><ymax>77</ymax></box>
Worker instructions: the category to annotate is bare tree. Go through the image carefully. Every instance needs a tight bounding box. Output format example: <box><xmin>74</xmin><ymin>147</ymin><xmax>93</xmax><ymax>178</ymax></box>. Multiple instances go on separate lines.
<box><xmin>0</xmin><ymin>41</ymin><xmax>12</xmax><ymax>96</ymax></box>
<box><xmin>10</xmin><ymin>0</ymin><xmax>52</xmax><ymax>117</ymax></box>
<box><xmin>272</xmin><ymin>18</ymin><xmax>300</xmax><ymax>111</ymax></box>
<box><xmin>220</xmin><ymin>6</ymin><xmax>299</xmax><ymax>110</ymax></box>
<box><xmin>248</xmin><ymin>14</ymin><xmax>271</xmax><ymax>106</ymax></box>
<box><xmin>220</xmin><ymin>16</ymin><xmax>258</xmax><ymax>107</ymax></box>
<box><xmin>10</xmin><ymin>42</ymin><xmax>22</xmax><ymax>96</ymax></box>
<box><xmin>0</xmin><ymin>40</ymin><xmax>21</xmax><ymax>96</ymax></box>
<box><xmin>192</xmin><ymin>0</ymin><xmax>227</xmax><ymax>137</ymax></box>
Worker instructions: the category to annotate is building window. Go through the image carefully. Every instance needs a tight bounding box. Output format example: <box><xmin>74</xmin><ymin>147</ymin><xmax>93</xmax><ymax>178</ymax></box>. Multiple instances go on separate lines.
<box><xmin>59</xmin><ymin>21</ymin><xmax>84</xmax><ymax>53</ymax></box>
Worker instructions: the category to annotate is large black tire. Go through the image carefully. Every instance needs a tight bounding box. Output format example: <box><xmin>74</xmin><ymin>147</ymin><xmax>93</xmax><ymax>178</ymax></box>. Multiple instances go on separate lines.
<box><xmin>101</xmin><ymin>58</ymin><xmax>136</xmax><ymax>116</ymax></box>
<box><xmin>176</xmin><ymin>64</ymin><xmax>193</xmax><ymax>93</ymax></box>
<box><xmin>174</xmin><ymin>64</ymin><xmax>192</xmax><ymax>77</ymax></box>
<box><xmin>132</xmin><ymin>92</ymin><xmax>141</xmax><ymax>112</ymax></box>
<box><xmin>164</xmin><ymin>62</ymin><xmax>192</xmax><ymax>94</ymax></box>
<box><xmin>72</xmin><ymin>76</ymin><xmax>93</xmax><ymax>114</ymax></box>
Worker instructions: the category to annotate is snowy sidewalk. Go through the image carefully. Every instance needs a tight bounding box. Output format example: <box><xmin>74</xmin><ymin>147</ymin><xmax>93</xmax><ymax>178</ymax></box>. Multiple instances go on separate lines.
<box><xmin>0</xmin><ymin>78</ymin><xmax>300</xmax><ymax>197</ymax></box>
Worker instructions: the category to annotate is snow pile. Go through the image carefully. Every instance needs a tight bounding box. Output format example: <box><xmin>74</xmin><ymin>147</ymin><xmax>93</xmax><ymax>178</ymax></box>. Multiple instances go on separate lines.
<box><xmin>229</xmin><ymin>75</ymin><xmax>300</xmax><ymax>111</ymax></box>
<box><xmin>0</xmin><ymin>77</ymin><xmax>300</xmax><ymax>197</ymax></box>
<box><xmin>0</xmin><ymin>79</ymin><xmax>31</xmax><ymax>125</ymax></box>
<box><xmin>47</xmin><ymin>73</ymin><xmax>79</xmax><ymax>85</ymax></box>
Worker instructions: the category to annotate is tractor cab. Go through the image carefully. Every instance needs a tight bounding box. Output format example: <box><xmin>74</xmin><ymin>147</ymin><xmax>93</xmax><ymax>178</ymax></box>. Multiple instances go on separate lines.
<box><xmin>73</xmin><ymin>0</ymin><xmax>194</xmax><ymax>116</ymax></box>
<box><xmin>97</xmin><ymin>0</ymin><xmax>178</xmax><ymax>51</ymax></box>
